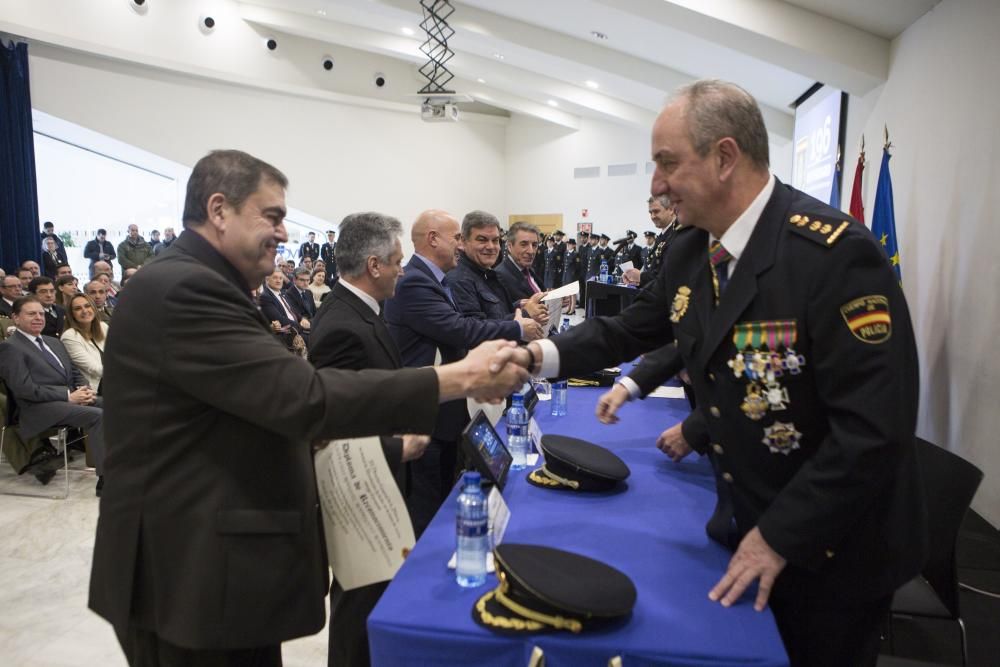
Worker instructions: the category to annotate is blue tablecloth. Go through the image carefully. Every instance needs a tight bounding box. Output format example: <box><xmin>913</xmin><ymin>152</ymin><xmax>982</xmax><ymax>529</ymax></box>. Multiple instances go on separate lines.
<box><xmin>369</xmin><ymin>374</ymin><xmax>788</xmax><ymax>666</ymax></box>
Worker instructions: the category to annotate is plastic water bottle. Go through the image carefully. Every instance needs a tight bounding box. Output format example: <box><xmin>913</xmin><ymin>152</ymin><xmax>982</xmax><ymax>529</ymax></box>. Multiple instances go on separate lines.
<box><xmin>456</xmin><ymin>471</ymin><xmax>488</xmax><ymax>588</ymax></box>
<box><xmin>560</xmin><ymin>317</ymin><xmax>571</xmax><ymax>334</ymax></box>
<box><xmin>506</xmin><ymin>393</ymin><xmax>530</xmax><ymax>470</ymax></box>
<box><xmin>599</xmin><ymin>258</ymin><xmax>609</xmax><ymax>284</ymax></box>
<box><xmin>551</xmin><ymin>378</ymin><xmax>568</xmax><ymax>416</ymax></box>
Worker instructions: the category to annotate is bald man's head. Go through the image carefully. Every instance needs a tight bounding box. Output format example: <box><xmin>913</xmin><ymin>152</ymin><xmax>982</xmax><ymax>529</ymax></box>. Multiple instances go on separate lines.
<box><xmin>411</xmin><ymin>209</ymin><xmax>462</xmax><ymax>272</ymax></box>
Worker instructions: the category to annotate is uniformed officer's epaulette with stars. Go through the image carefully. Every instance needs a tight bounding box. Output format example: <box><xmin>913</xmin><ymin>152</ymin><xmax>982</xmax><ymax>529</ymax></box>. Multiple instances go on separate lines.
<box><xmin>786</xmin><ymin>213</ymin><xmax>851</xmax><ymax>247</ymax></box>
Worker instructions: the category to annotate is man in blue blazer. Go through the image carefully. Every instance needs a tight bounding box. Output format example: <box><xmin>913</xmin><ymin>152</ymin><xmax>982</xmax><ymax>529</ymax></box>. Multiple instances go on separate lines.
<box><xmin>384</xmin><ymin>209</ymin><xmax>526</xmax><ymax>534</ymax></box>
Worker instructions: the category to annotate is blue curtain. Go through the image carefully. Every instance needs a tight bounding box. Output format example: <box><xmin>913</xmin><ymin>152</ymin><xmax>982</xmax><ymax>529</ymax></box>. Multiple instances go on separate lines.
<box><xmin>0</xmin><ymin>40</ymin><xmax>41</xmax><ymax>274</ymax></box>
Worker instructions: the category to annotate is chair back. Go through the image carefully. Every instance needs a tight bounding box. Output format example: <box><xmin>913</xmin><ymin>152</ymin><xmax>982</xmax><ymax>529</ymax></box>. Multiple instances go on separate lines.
<box><xmin>915</xmin><ymin>437</ymin><xmax>984</xmax><ymax>617</ymax></box>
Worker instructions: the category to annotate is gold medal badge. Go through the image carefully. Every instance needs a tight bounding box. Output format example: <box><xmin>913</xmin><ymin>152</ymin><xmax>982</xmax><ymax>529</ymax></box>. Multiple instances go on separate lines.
<box><xmin>740</xmin><ymin>383</ymin><xmax>769</xmax><ymax>421</ymax></box>
<box><xmin>762</xmin><ymin>422</ymin><xmax>803</xmax><ymax>455</ymax></box>
<box><xmin>670</xmin><ymin>286</ymin><xmax>691</xmax><ymax>323</ymax></box>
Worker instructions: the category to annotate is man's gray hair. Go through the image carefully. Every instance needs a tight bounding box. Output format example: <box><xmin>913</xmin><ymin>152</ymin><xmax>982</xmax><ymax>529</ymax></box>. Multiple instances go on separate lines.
<box><xmin>335</xmin><ymin>212</ymin><xmax>403</xmax><ymax>278</ymax></box>
<box><xmin>647</xmin><ymin>194</ymin><xmax>671</xmax><ymax>208</ymax></box>
<box><xmin>507</xmin><ymin>220</ymin><xmax>540</xmax><ymax>240</ymax></box>
<box><xmin>670</xmin><ymin>79</ymin><xmax>769</xmax><ymax>170</ymax></box>
<box><xmin>461</xmin><ymin>210</ymin><xmax>501</xmax><ymax>240</ymax></box>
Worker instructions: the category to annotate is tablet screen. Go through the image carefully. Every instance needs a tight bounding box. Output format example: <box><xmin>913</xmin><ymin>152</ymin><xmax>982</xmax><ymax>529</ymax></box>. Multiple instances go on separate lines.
<box><xmin>462</xmin><ymin>410</ymin><xmax>512</xmax><ymax>490</ymax></box>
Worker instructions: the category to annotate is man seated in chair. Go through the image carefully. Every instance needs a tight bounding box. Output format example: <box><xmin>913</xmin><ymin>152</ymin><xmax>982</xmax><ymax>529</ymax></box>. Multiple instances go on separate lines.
<box><xmin>0</xmin><ymin>295</ymin><xmax>106</xmax><ymax>494</ymax></box>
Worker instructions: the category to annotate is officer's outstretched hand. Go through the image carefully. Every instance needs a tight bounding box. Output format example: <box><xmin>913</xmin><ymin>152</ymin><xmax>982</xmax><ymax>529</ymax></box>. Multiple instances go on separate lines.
<box><xmin>595</xmin><ymin>383</ymin><xmax>630</xmax><ymax>424</ymax></box>
<box><xmin>709</xmin><ymin>527</ymin><xmax>787</xmax><ymax>612</ymax></box>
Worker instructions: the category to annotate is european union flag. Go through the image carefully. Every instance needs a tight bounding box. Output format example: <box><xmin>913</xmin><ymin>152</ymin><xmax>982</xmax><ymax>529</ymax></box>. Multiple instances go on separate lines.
<box><xmin>871</xmin><ymin>147</ymin><xmax>901</xmax><ymax>282</ymax></box>
<box><xmin>829</xmin><ymin>152</ymin><xmax>842</xmax><ymax>209</ymax></box>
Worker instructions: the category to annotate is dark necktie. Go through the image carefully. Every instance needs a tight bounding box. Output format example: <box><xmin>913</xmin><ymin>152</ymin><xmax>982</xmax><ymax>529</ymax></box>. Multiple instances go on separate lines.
<box><xmin>440</xmin><ymin>276</ymin><xmax>456</xmax><ymax>306</ymax></box>
<box><xmin>709</xmin><ymin>241</ymin><xmax>733</xmax><ymax>306</ymax></box>
<box><xmin>35</xmin><ymin>336</ymin><xmax>66</xmax><ymax>376</ymax></box>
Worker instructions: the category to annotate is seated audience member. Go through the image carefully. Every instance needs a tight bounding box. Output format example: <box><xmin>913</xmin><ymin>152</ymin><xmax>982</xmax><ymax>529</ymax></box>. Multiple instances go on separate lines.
<box><xmin>384</xmin><ymin>209</ymin><xmax>527</xmax><ymax>535</ymax></box>
<box><xmin>16</xmin><ymin>268</ymin><xmax>33</xmax><ymax>293</ymax></box>
<box><xmin>1</xmin><ymin>313</ymin><xmax>13</xmax><ymax>339</ymax></box>
<box><xmin>309</xmin><ymin>211</ymin><xmax>430</xmax><ymax>667</ymax></box>
<box><xmin>93</xmin><ymin>271</ymin><xmax>119</xmax><ymax>307</ymax></box>
<box><xmin>84</xmin><ymin>280</ymin><xmax>114</xmax><ymax>324</ymax></box>
<box><xmin>84</xmin><ymin>229</ymin><xmax>116</xmax><ymax>276</ymax></box>
<box><xmin>55</xmin><ymin>264</ymin><xmax>73</xmax><ymax>281</ymax></box>
<box><xmin>120</xmin><ymin>267</ymin><xmax>138</xmax><ymax>290</ymax></box>
<box><xmin>42</xmin><ymin>237</ymin><xmax>64</xmax><ymax>278</ymax></box>
<box><xmin>285</xmin><ymin>268</ymin><xmax>317</xmax><ymax>319</ymax></box>
<box><xmin>299</xmin><ymin>256</ymin><xmax>314</xmax><ymax>272</ymax></box>
<box><xmin>61</xmin><ymin>293</ymin><xmax>109</xmax><ymax>392</ymax></box>
<box><xmin>55</xmin><ymin>275</ymin><xmax>80</xmax><ymax>309</ymax></box>
<box><xmin>259</xmin><ymin>268</ymin><xmax>309</xmax><ymax>353</ymax></box>
<box><xmin>449</xmin><ymin>210</ymin><xmax>546</xmax><ymax>338</ymax></box>
<box><xmin>308</xmin><ymin>268</ymin><xmax>331</xmax><ymax>303</ymax></box>
<box><xmin>1</xmin><ymin>274</ymin><xmax>23</xmax><ymax>317</ymax></box>
<box><xmin>21</xmin><ymin>259</ymin><xmax>41</xmax><ymax>279</ymax></box>
<box><xmin>28</xmin><ymin>276</ymin><xmax>65</xmax><ymax>339</ymax></box>
<box><xmin>0</xmin><ymin>296</ymin><xmax>105</xmax><ymax>494</ymax></box>
<box><xmin>91</xmin><ymin>259</ymin><xmax>116</xmax><ymax>284</ymax></box>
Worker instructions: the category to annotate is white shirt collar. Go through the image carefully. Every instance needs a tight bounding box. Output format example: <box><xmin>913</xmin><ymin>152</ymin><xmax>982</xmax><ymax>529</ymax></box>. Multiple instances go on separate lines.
<box><xmin>16</xmin><ymin>328</ymin><xmax>41</xmax><ymax>344</ymax></box>
<box><xmin>337</xmin><ymin>279</ymin><xmax>380</xmax><ymax>315</ymax></box>
<box><xmin>713</xmin><ymin>173</ymin><xmax>776</xmax><ymax>265</ymax></box>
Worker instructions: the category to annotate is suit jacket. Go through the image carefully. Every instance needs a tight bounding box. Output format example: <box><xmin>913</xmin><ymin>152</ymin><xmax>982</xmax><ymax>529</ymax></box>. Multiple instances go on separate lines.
<box><xmin>88</xmin><ymin>230</ymin><xmax>440</xmax><ymax>650</ymax></box>
<box><xmin>42</xmin><ymin>251</ymin><xmax>64</xmax><ymax>278</ymax></box>
<box><xmin>449</xmin><ymin>253</ymin><xmax>516</xmax><ymax>323</ymax></box>
<box><xmin>42</xmin><ymin>304</ymin><xmax>65</xmax><ymax>339</ymax></box>
<box><xmin>309</xmin><ymin>282</ymin><xmax>405</xmax><ymax>484</ymax></box>
<box><xmin>0</xmin><ymin>299</ymin><xmax>13</xmax><ymax>318</ymax></box>
<box><xmin>495</xmin><ymin>256</ymin><xmax>543</xmax><ymax>306</ymax></box>
<box><xmin>385</xmin><ymin>257</ymin><xmax>520</xmax><ymax>440</ymax></box>
<box><xmin>298</xmin><ymin>241</ymin><xmax>319</xmax><ymax>261</ymax></box>
<box><xmin>84</xmin><ymin>239</ymin><xmax>116</xmax><ymax>264</ymax></box>
<box><xmin>258</xmin><ymin>286</ymin><xmax>303</xmax><ymax>332</ymax></box>
<box><xmin>284</xmin><ymin>285</ymin><xmax>316</xmax><ymax>319</ymax></box>
<box><xmin>0</xmin><ymin>331</ymin><xmax>88</xmax><ymax>437</ymax></box>
<box><xmin>552</xmin><ymin>179</ymin><xmax>926</xmax><ymax>603</ymax></box>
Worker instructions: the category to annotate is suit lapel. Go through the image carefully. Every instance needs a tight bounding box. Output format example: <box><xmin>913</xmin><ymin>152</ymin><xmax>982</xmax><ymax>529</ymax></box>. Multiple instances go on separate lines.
<box><xmin>335</xmin><ymin>283</ymin><xmax>402</xmax><ymax>368</ymax></box>
<box><xmin>697</xmin><ymin>183</ymin><xmax>790</xmax><ymax>366</ymax></box>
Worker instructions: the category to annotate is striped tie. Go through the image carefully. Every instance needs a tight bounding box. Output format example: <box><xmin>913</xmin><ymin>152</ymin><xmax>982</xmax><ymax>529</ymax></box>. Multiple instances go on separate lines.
<box><xmin>708</xmin><ymin>241</ymin><xmax>733</xmax><ymax>305</ymax></box>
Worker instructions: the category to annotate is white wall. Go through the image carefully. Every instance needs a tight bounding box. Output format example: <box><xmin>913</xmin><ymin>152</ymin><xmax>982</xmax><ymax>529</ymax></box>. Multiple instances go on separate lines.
<box><xmin>842</xmin><ymin>0</ymin><xmax>1000</xmax><ymax>525</ymax></box>
<box><xmin>505</xmin><ymin>113</ymin><xmax>792</xmax><ymax>240</ymax></box>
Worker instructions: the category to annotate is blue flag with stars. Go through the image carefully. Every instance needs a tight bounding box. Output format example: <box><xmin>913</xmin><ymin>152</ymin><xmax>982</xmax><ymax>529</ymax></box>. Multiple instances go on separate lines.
<box><xmin>871</xmin><ymin>147</ymin><xmax>901</xmax><ymax>282</ymax></box>
<box><xmin>829</xmin><ymin>153</ymin><xmax>842</xmax><ymax>209</ymax></box>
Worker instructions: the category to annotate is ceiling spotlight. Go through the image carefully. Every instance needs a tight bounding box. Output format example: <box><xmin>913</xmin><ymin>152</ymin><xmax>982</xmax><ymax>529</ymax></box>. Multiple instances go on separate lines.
<box><xmin>127</xmin><ymin>0</ymin><xmax>148</xmax><ymax>15</ymax></box>
<box><xmin>321</xmin><ymin>55</ymin><xmax>334</xmax><ymax>71</ymax></box>
<box><xmin>590</xmin><ymin>30</ymin><xmax>608</xmax><ymax>40</ymax></box>
<box><xmin>198</xmin><ymin>15</ymin><xmax>216</xmax><ymax>34</ymax></box>
<box><xmin>476</xmin><ymin>78</ymin><xmax>486</xmax><ymax>84</ymax></box>
<box><xmin>492</xmin><ymin>52</ymin><xmax>505</xmax><ymax>60</ymax></box>
<box><xmin>264</xmin><ymin>36</ymin><xmax>278</xmax><ymax>51</ymax></box>
<box><xmin>585</xmin><ymin>80</ymin><xmax>600</xmax><ymax>89</ymax></box>
<box><xmin>401</xmin><ymin>27</ymin><xmax>415</xmax><ymax>36</ymax></box>
<box><xmin>547</xmin><ymin>100</ymin><xmax>559</xmax><ymax>107</ymax></box>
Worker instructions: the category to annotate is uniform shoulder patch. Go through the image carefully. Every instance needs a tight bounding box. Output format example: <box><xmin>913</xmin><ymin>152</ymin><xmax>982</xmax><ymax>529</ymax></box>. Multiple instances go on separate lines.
<box><xmin>840</xmin><ymin>295</ymin><xmax>892</xmax><ymax>344</ymax></box>
<box><xmin>787</xmin><ymin>214</ymin><xmax>851</xmax><ymax>247</ymax></box>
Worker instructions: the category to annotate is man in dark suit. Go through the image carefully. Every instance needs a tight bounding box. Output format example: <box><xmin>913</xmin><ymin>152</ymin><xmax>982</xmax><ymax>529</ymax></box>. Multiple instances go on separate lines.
<box><xmin>310</xmin><ymin>211</ymin><xmax>431</xmax><ymax>667</ymax></box>
<box><xmin>28</xmin><ymin>277</ymin><xmax>65</xmax><ymax>339</ymax></box>
<box><xmin>0</xmin><ymin>295</ymin><xmax>105</xmax><ymax>489</ymax></box>
<box><xmin>507</xmin><ymin>81</ymin><xmax>926</xmax><ymax>667</ymax></box>
<box><xmin>284</xmin><ymin>268</ymin><xmax>317</xmax><ymax>320</ymax></box>
<box><xmin>298</xmin><ymin>231</ymin><xmax>320</xmax><ymax>263</ymax></box>
<box><xmin>87</xmin><ymin>150</ymin><xmax>527</xmax><ymax>667</ymax></box>
<box><xmin>384</xmin><ymin>209</ymin><xmax>527</xmax><ymax>535</ymax></box>
<box><xmin>259</xmin><ymin>267</ymin><xmax>310</xmax><ymax>348</ymax></box>
<box><xmin>40</xmin><ymin>221</ymin><xmax>67</xmax><ymax>257</ymax></box>
<box><xmin>576</xmin><ymin>231</ymin><xmax>591</xmax><ymax>299</ymax></box>
<box><xmin>0</xmin><ymin>274</ymin><xmax>22</xmax><ymax>317</ymax></box>
<box><xmin>495</xmin><ymin>220</ymin><xmax>545</xmax><ymax>308</ymax></box>
<box><xmin>42</xmin><ymin>236</ymin><xmax>66</xmax><ymax>278</ymax></box>
<box><xmin>449</xmin><ymin>210</ymin><xmax>546</xmax><ymax>337</ymax></box>
<box><xmin>320</xmin><ymin>229</ymin><xmax>338</xmax><ymax>282</ymax></box>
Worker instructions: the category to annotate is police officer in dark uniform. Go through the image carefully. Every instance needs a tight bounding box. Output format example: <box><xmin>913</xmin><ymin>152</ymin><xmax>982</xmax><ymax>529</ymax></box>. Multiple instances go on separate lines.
<box><xmin>560</xmin><ymin>239</ymin><xmax>578</xmax><ymax>286</ymax></box>
<box><xmin>320</xmin><ymin>230</ymin><xmax>338</xmax><ymax>283</ymax></box>
<box><xmin>542</xmin><ymin>236</ymin><xmax>558</xmax><ymax>289</ymax></box>
<box><xmin>584</xmin><ymin>233</ymin><xmax>602</xmax><ymax>280</ymax></box>
<box><xmin>532</xmin><ymin>233</ymin><xmax>546</xmax><ymax>279</ymax></box>
<box><xmin>552</xmin><ymin>230</ymin><xmax>567</xmax><ymax>286</ymax></box>
<box><xmin>640</xmin><ymin>231</ymin><xmax>655</xmax><ymax>267</ymax></box>
<box><xmin>627</xmin><ymin>195</ymin><xmax>683</xmax><ymax>287</ymax></box>
<box><xmin>576</xmin><ymin>232</ymin><xmax>591</xmax><ymax>296</ymax></box>
<box><xmin>298</xmin><ymin>231</ymin><xmax>320</xmax><ymax>263</ymax></box>
<box><xmin>508</xmin><ymin>80</ymin><xmax>926</xmax><ymax>667</ymax></box>
<box><xmin>597</xmin><ymin>234</ymin><xmax>615</xmax><ymax>273</ymax></box>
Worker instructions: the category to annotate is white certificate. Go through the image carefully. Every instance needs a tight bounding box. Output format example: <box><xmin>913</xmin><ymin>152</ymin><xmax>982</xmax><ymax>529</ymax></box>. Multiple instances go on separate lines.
<box><xmin>314</xmin><ymin>437</ymin><xmax>415</xmax><ymax>591</ymax></box>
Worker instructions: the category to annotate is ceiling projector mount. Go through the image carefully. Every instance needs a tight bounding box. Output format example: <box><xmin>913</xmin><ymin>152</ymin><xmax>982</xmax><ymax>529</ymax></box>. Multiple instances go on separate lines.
<box><xmin>416</xmin><ymin>0</ymin><xmax>467</xmax><ymax>123</ymax></box>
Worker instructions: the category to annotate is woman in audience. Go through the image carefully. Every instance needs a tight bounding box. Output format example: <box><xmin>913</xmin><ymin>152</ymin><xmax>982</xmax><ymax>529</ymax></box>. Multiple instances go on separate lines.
<box><xmin>61</xmin><ymin>293</ymin><xmax>108</xmax><ymax>392</ymax></box>
<box><xmin>55</xmin><ymin>274</ymin><xmax>80</xmax><ymax>308</ymax></box>
<box><xmin>308</xmin><ymin>268</ymin><xmax>331</xmax><ymax>303</ymax></box>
